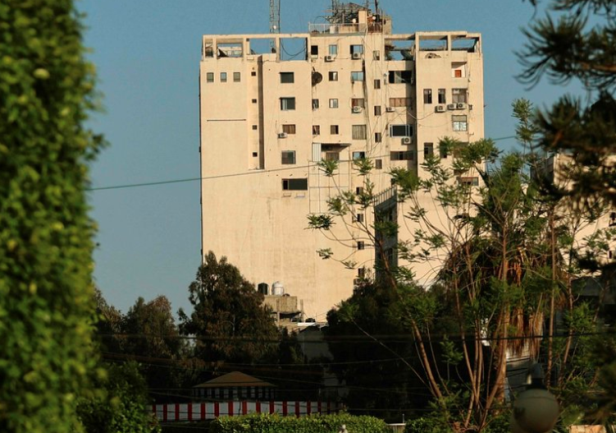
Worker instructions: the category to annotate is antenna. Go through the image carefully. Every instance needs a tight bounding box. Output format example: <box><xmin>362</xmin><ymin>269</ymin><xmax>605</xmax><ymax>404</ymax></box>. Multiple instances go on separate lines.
<box><xmin>269</xmin><ymin>0</ymin><xmax>280</xmax><ymax>51</ymax></box>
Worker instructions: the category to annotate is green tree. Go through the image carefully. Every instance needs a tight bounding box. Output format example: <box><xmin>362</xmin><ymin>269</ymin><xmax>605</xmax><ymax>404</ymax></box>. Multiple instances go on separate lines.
<box><xmin>77</xmin><ymin>362</ymin><xmax>159</xmax><ymax>433</ymax></box>
<box><xmin>179</xmin><ymin>252</ymin><xmax>279</xmax><ymax>376</ymax></box>
<box><xmin>0</xmin><ymin>1</ymin><xmax>104</xmax><ymax>432</ymax></box>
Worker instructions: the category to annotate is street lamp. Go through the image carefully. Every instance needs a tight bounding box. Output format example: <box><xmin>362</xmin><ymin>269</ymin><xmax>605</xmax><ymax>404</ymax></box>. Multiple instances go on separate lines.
<box><xmin>511</xmin><ymin>364</ymin><xmax>560</xmax><ymax>433</ymax></box>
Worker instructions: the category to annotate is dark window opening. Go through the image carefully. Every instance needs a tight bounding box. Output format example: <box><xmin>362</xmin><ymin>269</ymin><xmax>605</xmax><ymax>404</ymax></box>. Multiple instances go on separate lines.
<box><xmin>282</xmin><ymin>178</ymin><xmax>308</xmax><ymax>190</ymax></box>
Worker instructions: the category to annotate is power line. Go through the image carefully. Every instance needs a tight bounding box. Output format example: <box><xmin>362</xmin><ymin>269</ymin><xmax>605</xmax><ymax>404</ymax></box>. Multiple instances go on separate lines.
<box><xmin>87</xmin><ymin>136</ymin><xmax>517</xmax><ymax>192</ymax></box>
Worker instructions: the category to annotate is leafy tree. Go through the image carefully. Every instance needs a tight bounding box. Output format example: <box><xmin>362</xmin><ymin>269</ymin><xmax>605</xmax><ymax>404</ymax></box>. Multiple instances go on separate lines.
<box><xmin>0</xmin><ymin>1</ymin><xmax>104</xmax><ymax>432</ymax></box>
<box><xmin>77</xmin><ymin>362</ymin><xmax>159</xmax><ymax>433</ymax></box>
<box><xmin>179</xmin><ymin>252</ymin><xmax>280</xmax><ymax>377</ymax></box>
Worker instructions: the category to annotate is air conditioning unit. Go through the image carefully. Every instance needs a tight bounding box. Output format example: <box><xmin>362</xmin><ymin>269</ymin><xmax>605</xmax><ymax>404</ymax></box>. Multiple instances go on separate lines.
<box><xmin>352</xmin><ymin>52</ymin><xmax>362</xmax><ymax>60</ymax></box>
<box><xmin>278</xmin><ymin>132</ymin><xmax>288</xmax><ymax>139</ymax></box>
<box><xmin>435</xmin><ymin>105</ymin><xmax>446</xmax><ymax>113</ymax></box>
<box><xmin>352</xmin><ymin>106</ymin><xmax>362</xmax><ymax>113</ymax></box>
<box><xmin>325</xmin><ymin>55</ymin><xmax>335</xmax><ymax>62</ymax></box>
<box><xmin>457</xmin><ymin>103</ymin><xmax>467</xmax><ymax>110</ymax></box>
<box><xmin>401</xmin><ymin>137</ymin><xmax>412</xmax><ymax>144</ymax></box>
<box><xmin>386</xmin><ymin>107</ymin><xmax>395</xmax><ymax>112</ymax></box>
<box><xmin>447</xmin><ymin>104</ymin><xmax>456</xmax><ymax>111</ymax></box>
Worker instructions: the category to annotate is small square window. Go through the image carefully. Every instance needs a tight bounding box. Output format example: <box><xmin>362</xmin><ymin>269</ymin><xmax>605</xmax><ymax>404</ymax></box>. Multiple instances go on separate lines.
<box><xmin>438</xmin><ymin>88</ymin><xmax>446</xmax><ymax>104</ymax></box>
<box><xmin>329</xmin><ymin>99</ymin><xmax>339</xmax><ymax>109</ymax></box>
<box><xmin>206</xmin><ymin>72</ymin><xmax>214</xmax><ymax>83</ymax></box>
<box><xmin>357</xmin><ymin>241</ymin><xmax>365</xmax><ymax>250</ymax></box>
<box><xmin>355</xmin><ymin>213</ymin><xmax>364</xmax><ymax>223</ymax></box>
<box><xmin>252</xmin><ymin>125</ymin><xmax>258</xmax><ymax>130</ymax></box>
<box><xmin>311</xmin><ymin>45</ymin><xmax>319</xmax><ymax>55</ymax></box>
<box><xmin>325</xmin><ymin>151</ymin><xmax>339</xmax><ymax>161</ymax></box>
<box><xmin>251</xmin><ymin>71</ymin><xmax>257</xmax><ymax>76</ymax></box>
<box><xmin>424</xmin><ymin>142</ymin><xmax>434</xmax><ymax>157</ymax></box>
<box><xmin>352</xmin><ymin>98</ymin><xmax>365</xmax><ymax>108</ymax></box>
<box><xmin>374</xmin><ymin>79</ymin><xmax>381</xmax><ymax>89</ymax></box>
<box><xmin>280</xmin><ymin>72</ymin><xmax>294</xmax><ymax>83</ymax></box>
<box><xmin>281</xmin><ymin>151</ymin><xmax>296</xmax><ymax>165</ymax></box>
<box><xmin>312</xmin><ymin>125</ymin><xmax>320</xmax><ymax>135</ymax></box>
<box><xmin>353</xmin><ymin>151</ymin><xmax>366</xmax><ymax>160</ymax></box>
<box><xmin>350</xmin><ymin>45</ymin><xmax>364</xmax><ymax>54</ymax></box>
<box><xmin>375</xmin><ymin>159</ymin><xmax>383</xmax><ymax>169</ymax></box>
<box><xmin>351</xmin><ymin>71</ymin><xmax>364</xmax><ymax>82</ymax></box>
<box><xmin>358</xmin><ymin>267</ymin><xmax>366</xmax><ymax>277</ymax></box>
<box><xmin>312</xmin><ymin>99</ymin><xmax>320</xmax><ymax>110</ymax></box>
<box><xmin>329</xmin><ymin>71</ymin><xmax>338</xmax><ymax>81</ymax></box>
<box><xmin>252</xmin><ymin>152</ymin><xmax>258</xmax><ymax>157</ymax></box>
<box><xmin>282</xmin><ymin>178</ymin><xmax>308</xmax><ymax>190</ymax></box>
<box><xmin>423</xmin><ymin>89</ymin><xmax>432</xmax><ymax>104</ymax></box>
<box><xmin>356</xmin><ymin>186</ymin><xmax>364</xmax><ymax>194</ymax></box>
<box><xmin>282</xmin><ymin>124</ymin><xmax>296</xmax><ymax>134</ymax></box>
<box><xmin>329</xmin><ymin>44</ymin><xmax>338</xmax><ymax>55</ymax></box>
<box><xmin>352</xmin><ymin>125</ymin><xmax>367</xmax><ymax>140</ymax></box>
<box><xmin>375</xmin><ymin>132</ymin><xmax>382</xmax><ymax>143</ymax></box>
<box><xmin>233</xmin><ymin>72</ymin><xmax>241</xmax><ymax>82</ymax></box>
<box><xmin>280</xmin><ymin>97</ymin><xmax>296</xmax><ymax>111</ymax></box>
<box><xmin>440</xmin><ymin>145</ymin><xmax>448</xmax><ymax>159</ymax></box>
<box><xmin>374</xmin><ymin>106</ymin><xmax>382</xmax><ymax>116</ymax></box>
<box><xmin>252</xmin><ymin>99</ymin><xmax>257</xmax><ymax>104</ymax></box>
<box><xmin>373</xmin><ymin>50</ymin><xmax>380</xmax><ymax>60</ymax></box>
<box><xmin>452</xmin><ymin>88</ymin><xmax>467</xmax><ymax>103</ymax></box>
<box><xmin>452</xmin><ymin>115</ymin><xmax>468</xmax><ymax>131</ymax></box>
<box><xmin>330</xmin><ymin>125</ymin><xmax>339</xmax><ymax>135</ymax></box>
<box><xmin>220</xmin><ymin>72</ymin><xmax>227</xmax><ymax>82</ymax></box>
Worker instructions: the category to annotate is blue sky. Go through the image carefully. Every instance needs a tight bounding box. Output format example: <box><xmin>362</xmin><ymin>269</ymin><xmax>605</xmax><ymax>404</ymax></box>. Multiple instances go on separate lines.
<box><xmin>80</xmin><ymin>0</ymin><xmax>575</xmax><ymax>315</ymax></box>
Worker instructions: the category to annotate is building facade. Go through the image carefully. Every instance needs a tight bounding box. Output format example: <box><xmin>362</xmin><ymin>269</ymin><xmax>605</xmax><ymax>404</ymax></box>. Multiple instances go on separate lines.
<box><xmin>199</xmin><ymin>5</ymin><xmax>484</xmax><ymax>320</ymax></box>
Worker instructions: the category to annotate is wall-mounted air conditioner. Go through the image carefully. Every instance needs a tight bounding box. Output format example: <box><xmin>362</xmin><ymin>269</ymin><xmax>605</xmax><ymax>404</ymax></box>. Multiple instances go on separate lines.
<box><xmin>435</xmin><ymin>105</ymin><xmax>446</xmax><ymax>113</ymax></box>
<box><xmin>456</xmin><ymin>103</ymin><xmax>467</xmax><ymax>110</ymax></box>
<box><xmin>401</xmin><ymin>137</ymin><xmax>412</xmax><ymax>145</ymax></box>
<box><xmin>278</xmin><ymin>132</ymin><xmax>288</xmax><ymax>139</ymax></box>
<box><xmin>447</xmin><ymin>104</ymin><xmax>456</xmax><ymax>111</ymax></box>
<box><xmin>386</xmin><ymin>107</ymin><xmax>395</xmax><ymax>112</ymax></box>
<box><xmin>352</xmin><ymin>52</ymin><xmax>362</xmax><ymax>60</ymax></box>
<box><xmin>325</xmin><ymin>55</ymin><xmax>335</xmax><ymax>62</ymax></box>
<box><xmin>352</xmin><ymin>106</ymin><xmax>362</xmax><ymax>113</ymax></box>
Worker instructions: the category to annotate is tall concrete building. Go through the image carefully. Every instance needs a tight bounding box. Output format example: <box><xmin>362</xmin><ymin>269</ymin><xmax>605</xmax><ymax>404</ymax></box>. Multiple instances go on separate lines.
<box><xmin>199</xmin><ymin>4</ymin><xmax>484</xmax><ymax>320</ymax></box>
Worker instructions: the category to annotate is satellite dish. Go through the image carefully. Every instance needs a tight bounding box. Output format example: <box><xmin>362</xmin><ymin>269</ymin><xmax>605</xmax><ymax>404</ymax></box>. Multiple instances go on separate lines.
<box><xmin>312</xmin><ymin>71</ymin><xmax>323</xmax><ymax>86</ymax></box>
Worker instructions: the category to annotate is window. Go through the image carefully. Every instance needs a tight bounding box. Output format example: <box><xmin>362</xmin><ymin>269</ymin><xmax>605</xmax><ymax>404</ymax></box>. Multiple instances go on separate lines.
<box><xmin>351</xmin><ymin>71</ymin><xmax>364</xmax><ymax>82</ymax></box>
<box><xmin>350</xmin><ymin>45</ymin><xmax>364</xmax><ymax>54</ymax></box>
<box><xmin>312</xmin><ymin>125</ymin><xmax>320</xmax><ymax>135</ymax></box>
<box><xmin>352</xmin><ymin>125</ymin><xmax>367</xmax><ymax>140</ymax></box>
<box><xmin>251</xmin><ymin>71</ymin><xmax>257</xmax><ymax>76</ymax></box>
<box><xmin>329</xmin><ymin>44</ymin><xmax>338</xmax><ymax>55</ymax></box>
<box><xmin>252</xmin><ymin>152</ymin><xmax>258</xmax><ymax>157</ymax></box>
<box><xmin>353</xmin><ymin>151</ymin><xmax>366</xmax><ymax>160</ymax></box>
<box><xmin>375</xmin><ymin>132</ymin><xmax>382</xmax><ymax>143</ymax></box>
<box><xmin>423</xmin><ymin>89</ymin><xmax>432</xmax><ymax>104</ymax></box>
<box><xmin>440</xmin><ymin>144</ymin><xmax>448</xmax><ymax>159</ymax></box>
<box><xmin>390</xmin><ymin>124</ymin><xmax>414</xmax><ymax>137</ymax></box>
<box><xmin>312</xmin><ymin>99</ymin><xmax>320</xmax><ymax>110</ymax></box>
<box><xmin>325</xmin><ymin>151</ymin><xmax>339</xmax><ymax>161</ymax></box>
<box><xmin>310</xmin><ymin>45</ymin><xmax>319</xmax><ymax>55</ymax></box>
<box><xmin>330</xmin><ymin>125</ymin><xmax>339</xmax><ymax>134</ymax></box>
<box><xmin>233</xmin><ymin>72</ymin><xmax>241</xmax><ymax>82</ymax></box>
<box><xmin>282</xmin><ymin>124</ymin><xmax>296</xmax><ymax>134</ymax></box>
<box><xmin>282</xmin><ymin>178</ymin><xmax>308</xmax><ymax>190</ymax></box>
<box><xmin>452</xmin><ymin>88</ymin><xmax>467</xmax><ymax>103</ymax></box>
<box><xmin>457</xmin><ymin>176</ymin><xmax>479</xmax><ymax>186</ymax></box>
<box><xmin>329</xmin><ymin>98</ymin><xmax>339</xmax><ymax>109</ymax></box>
<box><xmin>352</xmin><ymin>98</ymin><xmax>365</xmax><ymax>108</ymax></box>
<box><xmin>252</xmin><ymin>98</ymin><xmax>257</xmax><ymax>103</ymax></box>
<box><xmin>373</xmin><ymin>50</ymin><xmax>380</xmax><ymax>60</ymax></box>
<box><xmin>452</xmin><ymin>62</ymin><xmax>466</xmax><ymax>78</ymax></box>
<box><xmin>329</xmin><ymin>71</ymin><xmax>338</xmax><ymax>81</ymax></box>
<box><xmin>206</xmin><ymin>72</ymin><xmax>214</xmax><ymax>83</ymax></box>
<box><xmin>375</xmin><ymin>159</ymin><xmax>383</xmax><ymax>169</ymax></box>
<box><xmin>280</xmin><ymin>72</ymin><xmax>294</xmax><ymax>83</ymax></box>
<box><xmin>438</xmin><ymin>88</ymin><xmax>446</xmax><ymax>104</ymax></box>
<box><xmin>391</xmin><ymin>151</ymin><xmax>414</xmax><ymax>161</ymax></box>
<box><xmin>357</xmin><ymin>241</ymin><xmax>365</xmax><ymax>250</ymax></box>
<box><xmin>374</xmin><ymin>106</ymin><xmax>382</xmax><ymax>116</ymax></box>
<box><xmin>452</xmin><ymin>115</ymin><xmax>468</xmax><ymax>131</ymax></box>
<box><xmin>220</xmin><ymin>72</ymin><xmax>227</xmax><ymax>82</ymax></box>
<box><xmin>424</xmin><ymin>142</ymin><xmax>434</xmax><ymax>157</ymax></box>
<box><xmin>252</xmin><ymin>125</ymin><xmax>258</xmax><ymax>130</ymax></box>
<box><xmin>356</xmin><ymin>186</ymin><xmax>364</xmax><ymax>194</ymax></box>
<box><xmin>358</xmin><ymin>267</ymin><xmax>366</xmax><ymax>277</ymax></box>
<box><xmin>280</xmin><ymin>97</ymin><xmax>296</xmax><ymax>110</ymax></box>
<box><xmin>374</xmin><ymin>79</ymin><xmax>381</xmax><ymax>89</ymax></box>
<box><xmin>389</xmin><ymin>97</ymin><xmax>412</xmax><ymax>107</ymax></box>
<box><xmin>356</xmin><ymin>213</ymin><xmax>365</xmax><ymax>223</ymax></box>
<box><xmin>281</xmin><ymin>151</ymin><xmax>296</xmax><ymax>164</ymax></box>
<box><xmin>388</xmin><ymin>70</ymin><xmax>413</xmax><ymax>84</ymax></box>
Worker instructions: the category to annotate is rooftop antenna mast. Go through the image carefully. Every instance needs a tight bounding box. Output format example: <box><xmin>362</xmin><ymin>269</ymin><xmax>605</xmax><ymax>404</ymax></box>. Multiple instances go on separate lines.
<box><xmin>269</xmin><ymin>0</ymin><xmax>280</xmax><ymax>51</ymax></box>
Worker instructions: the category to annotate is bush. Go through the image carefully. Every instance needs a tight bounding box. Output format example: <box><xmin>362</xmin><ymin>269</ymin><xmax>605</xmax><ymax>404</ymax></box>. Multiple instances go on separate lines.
<box><xmin>211</xmin><ymin>413</ymin><xmax>391</xmax><ymax>433</ymax></box>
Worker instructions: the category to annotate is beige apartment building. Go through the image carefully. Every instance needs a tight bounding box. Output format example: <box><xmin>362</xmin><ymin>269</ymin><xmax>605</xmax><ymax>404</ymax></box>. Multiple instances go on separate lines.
<box><xmin>199</xmin><ymin>5</ymin><xmax>484</xmax><ymax>320</ymax></box>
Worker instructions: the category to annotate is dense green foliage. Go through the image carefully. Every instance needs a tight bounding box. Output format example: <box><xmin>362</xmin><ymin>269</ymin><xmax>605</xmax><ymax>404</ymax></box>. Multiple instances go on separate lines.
<box><xmin>77</xmin><ymin>362</ymin><xmax>159</xmax><ymax>433</ymax></box>
<box><xmin>0</xmin><ymin>1</ymin><xmax>103</xmax><ymax>432</ymax></box>
<box><xmin>210</xmin><ymin>413</ymin><xmax>391</xmax><ymax>433</ymax></box>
